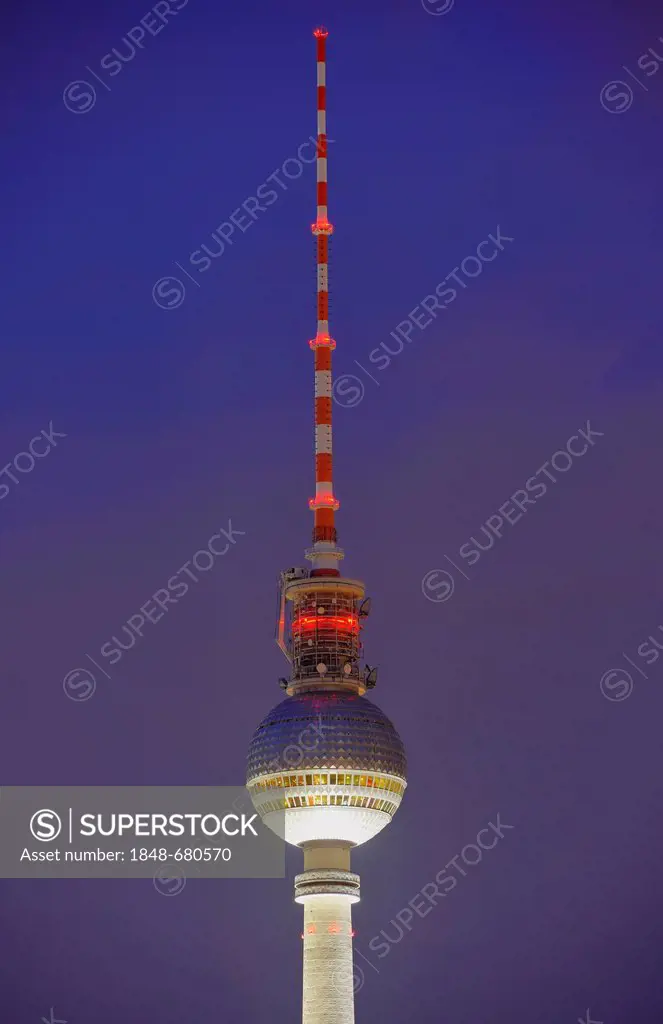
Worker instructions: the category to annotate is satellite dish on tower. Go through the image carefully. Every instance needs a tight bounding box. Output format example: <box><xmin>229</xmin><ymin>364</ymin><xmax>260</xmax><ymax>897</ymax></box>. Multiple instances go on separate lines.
<box><xmin>358</xmin><ymin>597</ymin><xmax>372</xmax><ymax>618</ymax></box>
<box><xmin>365</xmin><ymin>665</ymin><xmax>378</xmax><ymax>688</ymax></box>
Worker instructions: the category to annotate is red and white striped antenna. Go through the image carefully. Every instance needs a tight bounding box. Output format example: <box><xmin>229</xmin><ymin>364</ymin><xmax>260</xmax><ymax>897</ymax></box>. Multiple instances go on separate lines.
<box><xmin>307</xmin><ymin>26</ymin><xmax>342</xmax><ymax>578</ymax></box>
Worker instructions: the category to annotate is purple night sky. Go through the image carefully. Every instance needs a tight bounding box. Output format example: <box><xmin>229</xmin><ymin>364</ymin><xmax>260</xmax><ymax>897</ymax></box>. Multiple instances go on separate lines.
<box><xmin>2</xmin><ymin>0</ymin><xmax>663</xmax><ymax>1020</ymax></box>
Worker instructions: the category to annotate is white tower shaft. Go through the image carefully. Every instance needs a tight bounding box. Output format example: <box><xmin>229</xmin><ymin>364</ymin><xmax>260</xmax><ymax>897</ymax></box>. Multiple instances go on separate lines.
<box><xmin>302</xmin><ymin>895</ymin><xmax>355</xmax><ymax>1024</ymax></box>
<box><xmin>295</xmin><ymin>856</ymin><xmax>361</xmax><ymax>1024</ymax></box>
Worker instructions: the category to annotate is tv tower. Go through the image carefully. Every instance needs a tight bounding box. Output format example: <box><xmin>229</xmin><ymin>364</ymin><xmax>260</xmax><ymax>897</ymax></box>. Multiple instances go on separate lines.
<box><xmin>247</xmin><ymin>28</ymin><xmax>407</xmax><ymax>1024</ymax></box>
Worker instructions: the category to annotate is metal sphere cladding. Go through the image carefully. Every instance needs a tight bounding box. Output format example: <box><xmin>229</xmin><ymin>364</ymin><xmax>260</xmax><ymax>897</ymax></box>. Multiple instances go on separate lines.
<box><xmin>247</xmin><ymin>692</ymin><xmax>407</xmax><ymax>847</ymax></box>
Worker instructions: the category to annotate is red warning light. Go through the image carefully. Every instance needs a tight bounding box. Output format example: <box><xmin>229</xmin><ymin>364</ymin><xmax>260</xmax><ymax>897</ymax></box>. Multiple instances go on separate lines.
<box><xmin>308</xmin><ymin>491</ymin><xmax>339</xmax><ymax>510</ymax></box>
<box><xmin>308</xmin><ymin>333</ymin><xmax>336</xmax><ymax>350</ymax></box>
<box><xmin>292</xmin><ymin>614</ymin><xmax>360</xmax><ymax>635</ymax></box>
<box><xmin>311</xmin><ymin>219</ymin><xmax>334</xmax><ymax>236</ymax></box>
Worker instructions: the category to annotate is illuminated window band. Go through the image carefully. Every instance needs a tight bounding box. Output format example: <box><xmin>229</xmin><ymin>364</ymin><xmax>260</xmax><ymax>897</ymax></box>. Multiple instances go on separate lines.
<box><xmin>248</xmin><ymin>772</ymin><xmax>406</xmax><ymax>818</ymax></box>
<box><xmin>250</xmin><ymin>772</ymin><xmax>405</xmax><ymax>795</ymax></box>
<box><xmin>257</xmin><ymin>794</ymin><xmax>399</xmax><ymax>815</ymax></box>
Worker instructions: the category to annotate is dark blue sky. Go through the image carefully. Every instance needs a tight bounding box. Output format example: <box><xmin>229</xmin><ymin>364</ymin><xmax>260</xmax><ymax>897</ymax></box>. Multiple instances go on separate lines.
<box><xmin>2</xmin><ymin>0</ymin><xmax>663</xmax><ymax>1021</ymax></box>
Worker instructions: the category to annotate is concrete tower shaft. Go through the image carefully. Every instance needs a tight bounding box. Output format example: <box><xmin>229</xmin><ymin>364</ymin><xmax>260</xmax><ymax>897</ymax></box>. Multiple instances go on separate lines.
<box><xmin>296</xmin><ymin>851</ymin><xmax>360</xmax><ymax>1024</ymax></box>
<box><xmin>299</xmin><ymin>892</ymin><xmax>357</xmax><ymax>1024</ymax></box>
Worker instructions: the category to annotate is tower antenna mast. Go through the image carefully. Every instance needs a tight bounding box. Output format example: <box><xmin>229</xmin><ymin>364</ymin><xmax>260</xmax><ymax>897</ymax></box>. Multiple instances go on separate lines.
<box><xmin>308</xmin><ymin>26</ymin><xmax>341</xmax><ymax>579</ymax></box>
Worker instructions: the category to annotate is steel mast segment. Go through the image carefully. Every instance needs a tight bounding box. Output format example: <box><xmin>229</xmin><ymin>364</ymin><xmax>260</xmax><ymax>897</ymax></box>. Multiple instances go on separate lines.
<box><xmin>308</xmin><ymin>26</ymin><xmax>340</xmax><ymax>579</ymax></box>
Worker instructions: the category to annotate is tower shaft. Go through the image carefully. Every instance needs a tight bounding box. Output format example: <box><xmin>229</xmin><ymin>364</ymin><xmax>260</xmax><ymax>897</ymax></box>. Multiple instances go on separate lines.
<box><xmin>309</xmin><ymin>27</ymin><xmax>339</xmax><ymax>571</ymax></box>
<box><xmin>301</xmin><ymin>894</ymin><xmax>355</xmax><ymax>1024</ymax></box>
<box><xmin>296</xmin><ymin>848</ymin><xmax>360</xmax><ymax>1024</ymax></box>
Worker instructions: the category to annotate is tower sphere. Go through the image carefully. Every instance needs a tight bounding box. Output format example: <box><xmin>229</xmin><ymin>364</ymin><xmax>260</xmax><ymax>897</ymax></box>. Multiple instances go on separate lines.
<box><xmin>247</xmin><ymin>692</ymin><xmax>407</xmax><ymax>848</ymax></box>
